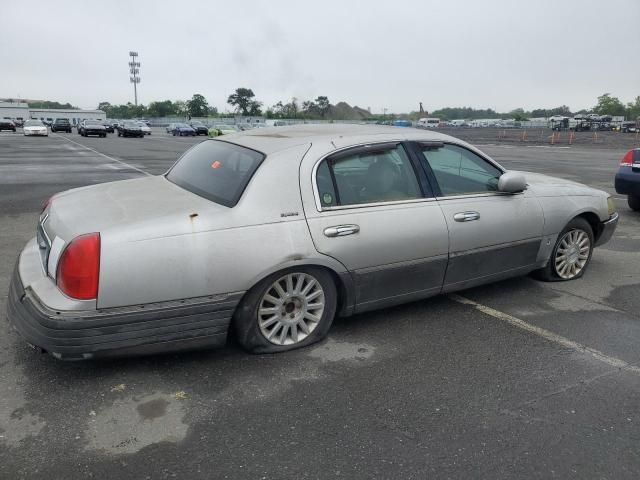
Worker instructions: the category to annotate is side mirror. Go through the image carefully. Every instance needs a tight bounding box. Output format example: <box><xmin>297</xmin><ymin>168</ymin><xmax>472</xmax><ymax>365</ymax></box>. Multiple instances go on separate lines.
<box><xmin>498</xmin><ymin>171</ymin><xmax>527</xmax><ymax>193</ymax></box>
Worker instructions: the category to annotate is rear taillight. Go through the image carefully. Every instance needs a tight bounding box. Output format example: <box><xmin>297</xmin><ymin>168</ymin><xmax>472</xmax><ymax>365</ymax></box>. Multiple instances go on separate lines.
<box><xmin>56</xmin><ymin>233</ymin><xmax>100</xmax><ymax>300</ymax></box>
<box><xmin>620</xmin><ymin>150</ymin><xmax>638</xmax><ymax>167</ymax></box>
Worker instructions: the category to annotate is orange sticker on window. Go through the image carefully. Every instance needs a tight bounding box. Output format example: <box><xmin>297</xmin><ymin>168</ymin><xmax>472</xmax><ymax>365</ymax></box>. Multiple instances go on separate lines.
<box><xmin>211</xmin><ymin>161</ymin><xmax>221</xmax><ymax>169</ymax></box>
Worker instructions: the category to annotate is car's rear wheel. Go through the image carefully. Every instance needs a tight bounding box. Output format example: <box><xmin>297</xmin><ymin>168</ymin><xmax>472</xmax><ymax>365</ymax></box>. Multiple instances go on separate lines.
<box><xmin>628</xmin><ymin>195</ymin><xmax>640</xmax><ymax>211</ymax></box>
<box><xmin>234</xmin><ymin>268</ymin><xmax>337</xmax><ymax>353</ymax></box>
<box><xmin>533</xmin><ymin>217</ymin><xmax>594</xmax><ymax>282</ymax></box>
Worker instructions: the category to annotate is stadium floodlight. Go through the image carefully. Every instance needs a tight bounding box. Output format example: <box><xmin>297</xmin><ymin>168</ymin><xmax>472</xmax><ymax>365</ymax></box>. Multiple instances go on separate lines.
<box><xmin>128</xmin><ymin>51</ymin><xmax>141</xmax><ymax>106</ymax></box>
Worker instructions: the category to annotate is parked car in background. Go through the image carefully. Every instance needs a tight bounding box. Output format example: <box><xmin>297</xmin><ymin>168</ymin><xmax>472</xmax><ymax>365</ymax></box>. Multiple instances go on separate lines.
<box><xmin>621</xmin><ymin>121</ymin><xmax>638</xmax><ymax>133</ymax></box>
<box><xmin>215</xmin><ymin>124</ymin><xmax>240</xmax><ymax>135</ymax></box>
<box><xmin>102</xmin><ymin>121</ymin><xmax>114</xmax><ymax>133</ymax></box>
<box><xmin>170</xmin><ymin>123</ymin><xmax>196</xmax><ymax>136</ymax></box>
<box><xmin>615</xmin><ymin>148</ymin><xmax>640</xmax><ymax>211</ymax></box>
<box><xmin>190</xmin><ymin>121</ymin><xmax>209</xmax><ymax>135</ymax></box>
<box><xmin>416</xmin><ymin>118</ymin><xmax>440</xmax><ymax>129</ymax></box>
<box><xmin>0</xmin><ymin>119</ymin><xmax>17</xmax><ymax>132</ymax></box>
<box><xmin>207</xmin><ymin>126</ymin><xmax>221</xmax><ymax>137</ymax></box>
<box><xmin>137</xmin><ymin>121</ymin><xmax>151</xmax><ymax>135</ymax></box>
<box><xmin>78</xmin><ymin>120</ymin><xmax>107</xmax><ymax>137</ymax></box>
<box><xmin>117</xmin><ymin>121</ymin><xmax>144</xmax><ymax>138</ymax></box>
<box><xmin>393</xmin><ymin>119</ymin><xmax>412</xmax><ymax>127</ymax></box>
<box><xmin>51</xmin><ymin>118</ymin><xmax>72</xmax><ymax>133</ymax></box>
<box><xmin>166</xmin><ymin>123</ymin><xmax>176</xmax><ymax>134</ymax></box>
<box><xmin>6</xmin><ymin>125</ymin><xmax>618</xmax><ymax>360</ymax></box>
<box><xmin>23</xmin><ymin>119</ymin><xmax>48</xmax><ymax>136</ymax></box>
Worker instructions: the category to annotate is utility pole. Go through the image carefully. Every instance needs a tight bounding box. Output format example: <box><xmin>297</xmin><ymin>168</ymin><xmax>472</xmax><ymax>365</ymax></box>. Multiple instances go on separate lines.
<box><xmin>128</xmin><ymin>51</ymin><xmax>141</xmax><ymax>106</ymax></box>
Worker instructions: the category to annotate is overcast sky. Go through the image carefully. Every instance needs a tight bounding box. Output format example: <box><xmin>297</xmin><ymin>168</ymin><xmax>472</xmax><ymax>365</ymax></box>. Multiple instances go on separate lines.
<box><xmin>2</xmin><ymin>0</ymin><xmax>639</xmax><ymax>113</ymax></box>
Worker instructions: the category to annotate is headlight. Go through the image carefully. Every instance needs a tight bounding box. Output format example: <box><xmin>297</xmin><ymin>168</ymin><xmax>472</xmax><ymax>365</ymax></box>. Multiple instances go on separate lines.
<box><xmin>607</xmin><ymin>196</ymin><xmax>616</xmax><ymax>216</ymax></box>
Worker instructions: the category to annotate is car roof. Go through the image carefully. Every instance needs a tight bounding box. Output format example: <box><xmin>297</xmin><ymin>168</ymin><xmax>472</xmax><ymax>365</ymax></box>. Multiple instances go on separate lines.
<box><xmin>220</xmin><ymin>123</ymin><xmax>456</xmax><ymax>155</ymax></box>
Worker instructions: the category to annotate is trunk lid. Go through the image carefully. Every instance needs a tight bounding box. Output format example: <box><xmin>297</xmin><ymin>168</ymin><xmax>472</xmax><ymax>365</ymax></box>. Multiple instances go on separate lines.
<box><xmin>43</xmin><ymin>176</ymin><xmax>224</xmax><ymax>243</ymax></box>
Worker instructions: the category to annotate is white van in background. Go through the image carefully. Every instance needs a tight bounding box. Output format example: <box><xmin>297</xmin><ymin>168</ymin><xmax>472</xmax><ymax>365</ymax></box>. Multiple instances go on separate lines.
<box><xmin>417</xmin><ymin>118</ymin><xmax>440</xmax><ymax>128</ymax></box>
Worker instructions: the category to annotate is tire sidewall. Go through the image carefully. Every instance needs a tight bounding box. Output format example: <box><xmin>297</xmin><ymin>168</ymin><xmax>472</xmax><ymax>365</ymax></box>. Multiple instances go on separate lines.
<box><xmin>549</xmin><ymin>218</ymin><xmax>594</xmax><ymax>281</ymax></box>
<box><xmin>234</xmin><ymin>267</ymin><xmax>338</xmax><ymax>353</ymax></box>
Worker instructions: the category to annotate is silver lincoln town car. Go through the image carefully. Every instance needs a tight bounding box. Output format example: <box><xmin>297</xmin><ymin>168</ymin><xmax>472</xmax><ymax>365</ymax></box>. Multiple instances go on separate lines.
<box><xmin>7</xmin><ymin>125</ymin><xmax>618</xmax><ymax>360</ymax></box>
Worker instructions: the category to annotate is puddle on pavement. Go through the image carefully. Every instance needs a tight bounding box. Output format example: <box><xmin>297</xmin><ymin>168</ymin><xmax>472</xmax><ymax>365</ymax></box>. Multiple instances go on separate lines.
<box><xmin>85</xmin><ymin>393</ymin><xmax>188</xmax><ymax>455</ymax></box>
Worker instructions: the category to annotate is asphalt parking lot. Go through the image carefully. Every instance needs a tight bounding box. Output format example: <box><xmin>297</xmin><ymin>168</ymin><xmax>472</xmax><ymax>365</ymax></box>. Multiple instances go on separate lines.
<box><xmin>1</xmin><ymin>128</ymin><xmax>640</xmax><ymax>479</ymax></box>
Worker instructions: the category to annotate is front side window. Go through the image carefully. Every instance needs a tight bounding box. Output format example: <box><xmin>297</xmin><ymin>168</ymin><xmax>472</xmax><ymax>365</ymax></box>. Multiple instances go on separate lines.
<box><xmin>317</xmin><ymin>144</ymin><xmax>422</xmax><ymax>207</ymax></box>
<box><xmin>419</xmin><ymin>144</ymin><xmax>502</xmax><ymax>196</ymax></box>
<box><xmin>167</xmin><ymin>140</ymin><xmax>264</xmax><ymax>207</ymax></box>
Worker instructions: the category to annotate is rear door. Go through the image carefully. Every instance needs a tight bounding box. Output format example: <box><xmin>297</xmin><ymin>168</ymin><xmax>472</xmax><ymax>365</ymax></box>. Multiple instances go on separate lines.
<box><xmin>414</xmin><ymin>142</ymin><xmax>544</xmax><ymax>291</ymax></box>
<box><xmin>302</xmin><ymin>142</ymin><xmax>449</xmax><ymax>312</ymax></box>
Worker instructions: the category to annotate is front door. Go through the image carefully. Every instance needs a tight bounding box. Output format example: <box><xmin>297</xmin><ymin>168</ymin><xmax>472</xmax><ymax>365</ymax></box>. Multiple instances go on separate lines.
<box><xmin>415</xmin><ymin>142</ymin><xmax>544</xmax><ymax>291</ymax></box>
<box><xmin>304</xmin><ymin>142</ymin><xmax>449</xmax><ymax>312</ymax></box>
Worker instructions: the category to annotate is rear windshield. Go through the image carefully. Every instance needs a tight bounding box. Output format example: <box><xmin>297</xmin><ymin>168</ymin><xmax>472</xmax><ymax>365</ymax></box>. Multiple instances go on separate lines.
<box><xmin>166</xmin><ymin>140</ymin><xmax>265</xmax><ymax>207</ymax></box>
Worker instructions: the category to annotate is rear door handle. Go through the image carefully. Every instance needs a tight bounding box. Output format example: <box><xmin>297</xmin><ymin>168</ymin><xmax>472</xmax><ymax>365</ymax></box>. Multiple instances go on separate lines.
<box><xmin>453</xmin><ymin>211</ymin><xmax>480</xmax><ymax>222</ymax></box>
<box><xmin>324</xmin><ymin>224</ymin><xmax>360</xmax><ymax>237</ymax></box>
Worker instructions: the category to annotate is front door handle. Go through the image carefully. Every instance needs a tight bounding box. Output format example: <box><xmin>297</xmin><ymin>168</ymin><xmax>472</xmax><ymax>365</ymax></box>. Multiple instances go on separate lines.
<box><xmin>453</xmin><ymin>211</ymin><xmax>480</xmax><ymax>222</ymax></box>
<box><xmin>324</xmin><ymin>224</ymin><xmax>360</xmax><ymax>237</ymax></box>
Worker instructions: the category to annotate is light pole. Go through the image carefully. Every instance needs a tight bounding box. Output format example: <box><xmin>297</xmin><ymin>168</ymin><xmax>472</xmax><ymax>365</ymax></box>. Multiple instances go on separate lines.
<box><xmin>128</xmin><ymin>51</ymin><xmax>141</xmax><ymax>106</ymax></box>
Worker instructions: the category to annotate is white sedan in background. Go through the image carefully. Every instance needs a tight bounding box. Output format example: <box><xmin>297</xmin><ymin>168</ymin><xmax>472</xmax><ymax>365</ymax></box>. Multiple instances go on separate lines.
<box><xmin>137</xmin><ymin>122</ymin><xmax>152</xmax><ymax>135</ymax></box>
<box><xmin>23</xmin><ymin>119</ymin><xmax>48</xmax><ymax>137</ymax></box>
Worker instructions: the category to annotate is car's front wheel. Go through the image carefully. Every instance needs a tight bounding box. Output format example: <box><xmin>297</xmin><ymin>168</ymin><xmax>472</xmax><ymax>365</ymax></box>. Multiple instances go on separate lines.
<box><xmin>534</xmin><ymin>217</ymin><xmax>594</xmax><ymax>282</ymax></box>
<box><xmin>628</xmin><ymin>195</ymin><xmax>640</xmax><ymax>211</ymax></box>
<box><xmin>234</xmin><ymin>268</ymin><xmax>337</xmax><ymax>353</ymax></box>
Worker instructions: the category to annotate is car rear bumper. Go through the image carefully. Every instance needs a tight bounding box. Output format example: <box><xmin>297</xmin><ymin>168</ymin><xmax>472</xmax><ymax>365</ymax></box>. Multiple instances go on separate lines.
<box><xmin>615</xmin><ymin>168</ymin><xmax>640</xmax><ymax>196</ymax></box>
<box><xmin>594</xmin><ymin>212</ymin><xmax>619</xmax><ymax>247</ymax></box>
<box><xmin>6</xmin><ymin>255</ymin><xmax>243</xmax><ymax>360</ymax></box>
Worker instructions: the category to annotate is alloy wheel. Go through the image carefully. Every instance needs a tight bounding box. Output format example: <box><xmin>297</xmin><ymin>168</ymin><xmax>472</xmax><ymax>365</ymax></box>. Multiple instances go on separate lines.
<box><xmin>257</xmin><ymin>273</ymin><xmax>325</xmax><ymax>346</ymax></box>
<box><xmin>554</xmin><ymin>229</ymin><xmax>591</xmax><ymax>279</ymax></box>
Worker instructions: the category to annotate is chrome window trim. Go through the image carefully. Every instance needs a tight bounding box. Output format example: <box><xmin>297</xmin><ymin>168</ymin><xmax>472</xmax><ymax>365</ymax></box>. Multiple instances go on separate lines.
<box><xmin>311</xmin><ymin>140</ymin><xmax>429</xmax><ymax>212</ymax></box>
<box><xmin>434</xmin><ymin>191</ymin><xmax>523</xmax><ymax>201</ymax></box>
<box><xmin>319</xmin><ymin>197</ymin><xmax>439</xmax><ymax>212</ymax></box>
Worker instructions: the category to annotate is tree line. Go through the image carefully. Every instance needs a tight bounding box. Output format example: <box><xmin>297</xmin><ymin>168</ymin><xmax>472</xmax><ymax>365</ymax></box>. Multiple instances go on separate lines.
<box><xmin>430</xmin><ymin>94</ymin><xmax>640</xmax><ymax>121</ymax></box>
<box><xmin>92</xmin><ymin>90</ymin><xmax>640</xmax><ymax>121</ymax></box>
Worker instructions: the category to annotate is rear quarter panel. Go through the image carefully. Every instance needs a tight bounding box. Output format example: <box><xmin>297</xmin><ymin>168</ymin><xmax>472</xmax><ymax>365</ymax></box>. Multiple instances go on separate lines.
<box><xmin>97</xmin><ymin>143</ymin><xmax>347</xmax><ymax>309</ymax></box>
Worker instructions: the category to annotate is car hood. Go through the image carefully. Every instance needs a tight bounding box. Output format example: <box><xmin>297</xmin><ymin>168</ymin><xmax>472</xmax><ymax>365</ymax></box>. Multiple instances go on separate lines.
<box><xmin>513</xmin><ymin>170</ymin><xmax>605</xmax><ymax>197</ymax></box>
<box><xmin>44</xmin><ymin>176</ymin><xmax>226</xmax><ymax>243</ymax></box>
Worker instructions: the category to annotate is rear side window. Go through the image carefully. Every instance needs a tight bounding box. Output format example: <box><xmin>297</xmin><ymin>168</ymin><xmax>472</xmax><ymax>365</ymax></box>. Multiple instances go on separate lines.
<box><xmin>167</xmin><ymin>140</ymin><xmax>265</xmax><ymax>207</ymax></box>
<box><xmin>317</xmin><ymin>144</ymin><xmax>422</xmax><ymax>207</ymax></box>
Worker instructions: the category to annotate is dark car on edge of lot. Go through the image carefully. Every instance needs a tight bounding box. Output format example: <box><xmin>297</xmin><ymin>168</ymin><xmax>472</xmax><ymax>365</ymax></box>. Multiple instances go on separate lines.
<box><xmin>0</xmin><ymin>119</ymin><xmax>17</xmax><ymax>132</ymax></box>
<box><xmin>102</xmin><ymin>121</ymin><xmax>114</xmax><ymax>133</ymax></box>
<box><xmin>78</xmin><ymin>120</ymin><xmax>107</xmax><ymax>137</ymax></box>
<box><xmin>51</xmin><ymin>118</ymin><xmax>72</xmax><ymax>133</ymax></box>
<box><xmin>170</xmin><ymin>123</ymin><xmax>197</xmax><ymax>136</ymax></box>
<box><xmin>117</xmin><ymin>121</ymin><xmax>144</xmax><ymax>138</ymax></box>
<box><xmin>615</xmin><ymin>148</ymin><xmax>640</xmax><ymax>211</ymax></box>
<box><xmin>190</xmin><ymin>121</ymin><xmax>209</xmax><ymax>135</ymax></box>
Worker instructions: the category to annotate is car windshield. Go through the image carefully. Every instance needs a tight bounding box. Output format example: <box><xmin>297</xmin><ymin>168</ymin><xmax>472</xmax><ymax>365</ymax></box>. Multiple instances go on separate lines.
<box><xmin>25</xmin><ymin>120</ymin><xmax>43</xmax><ymax>127</ymax></box>
<box><xmin>136</xmin><ymin>122</ymin><xmax>147</xmax><ymax>127</ymax></box>
<box><xmin>85</xmin><ymin>120</ymin><xmax>101</xmax><ymax>125</ymax></box>
<box><xmin>124</xmin><ymin>121</ymin><xmax>138</xmax><ymax>127</ymax></box>
<box><xmin>176</xmin><ymin>123</ymin><xmax>189</xmax><ymax>128</ymax></box>
<box><xmin>55</xmin><ymin>119</ymin><xmax>69</xmax><ymax>123</ymax></box>
<box><xmin>167</xmin><ymin>140</ymin><xmax>265</xmax><ymax>207</ymax></box>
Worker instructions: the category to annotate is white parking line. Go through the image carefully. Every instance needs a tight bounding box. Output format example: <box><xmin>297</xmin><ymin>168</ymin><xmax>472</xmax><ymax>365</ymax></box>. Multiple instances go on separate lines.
<box><xmin>449</xmin><ymin>294</ymin><xmax>640</xmax><ymax>375</ymax></box>
<box><xmin>52</xmin><ymin>133</ymin><xmax>152</xmax><ymax>176</ymax></box>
